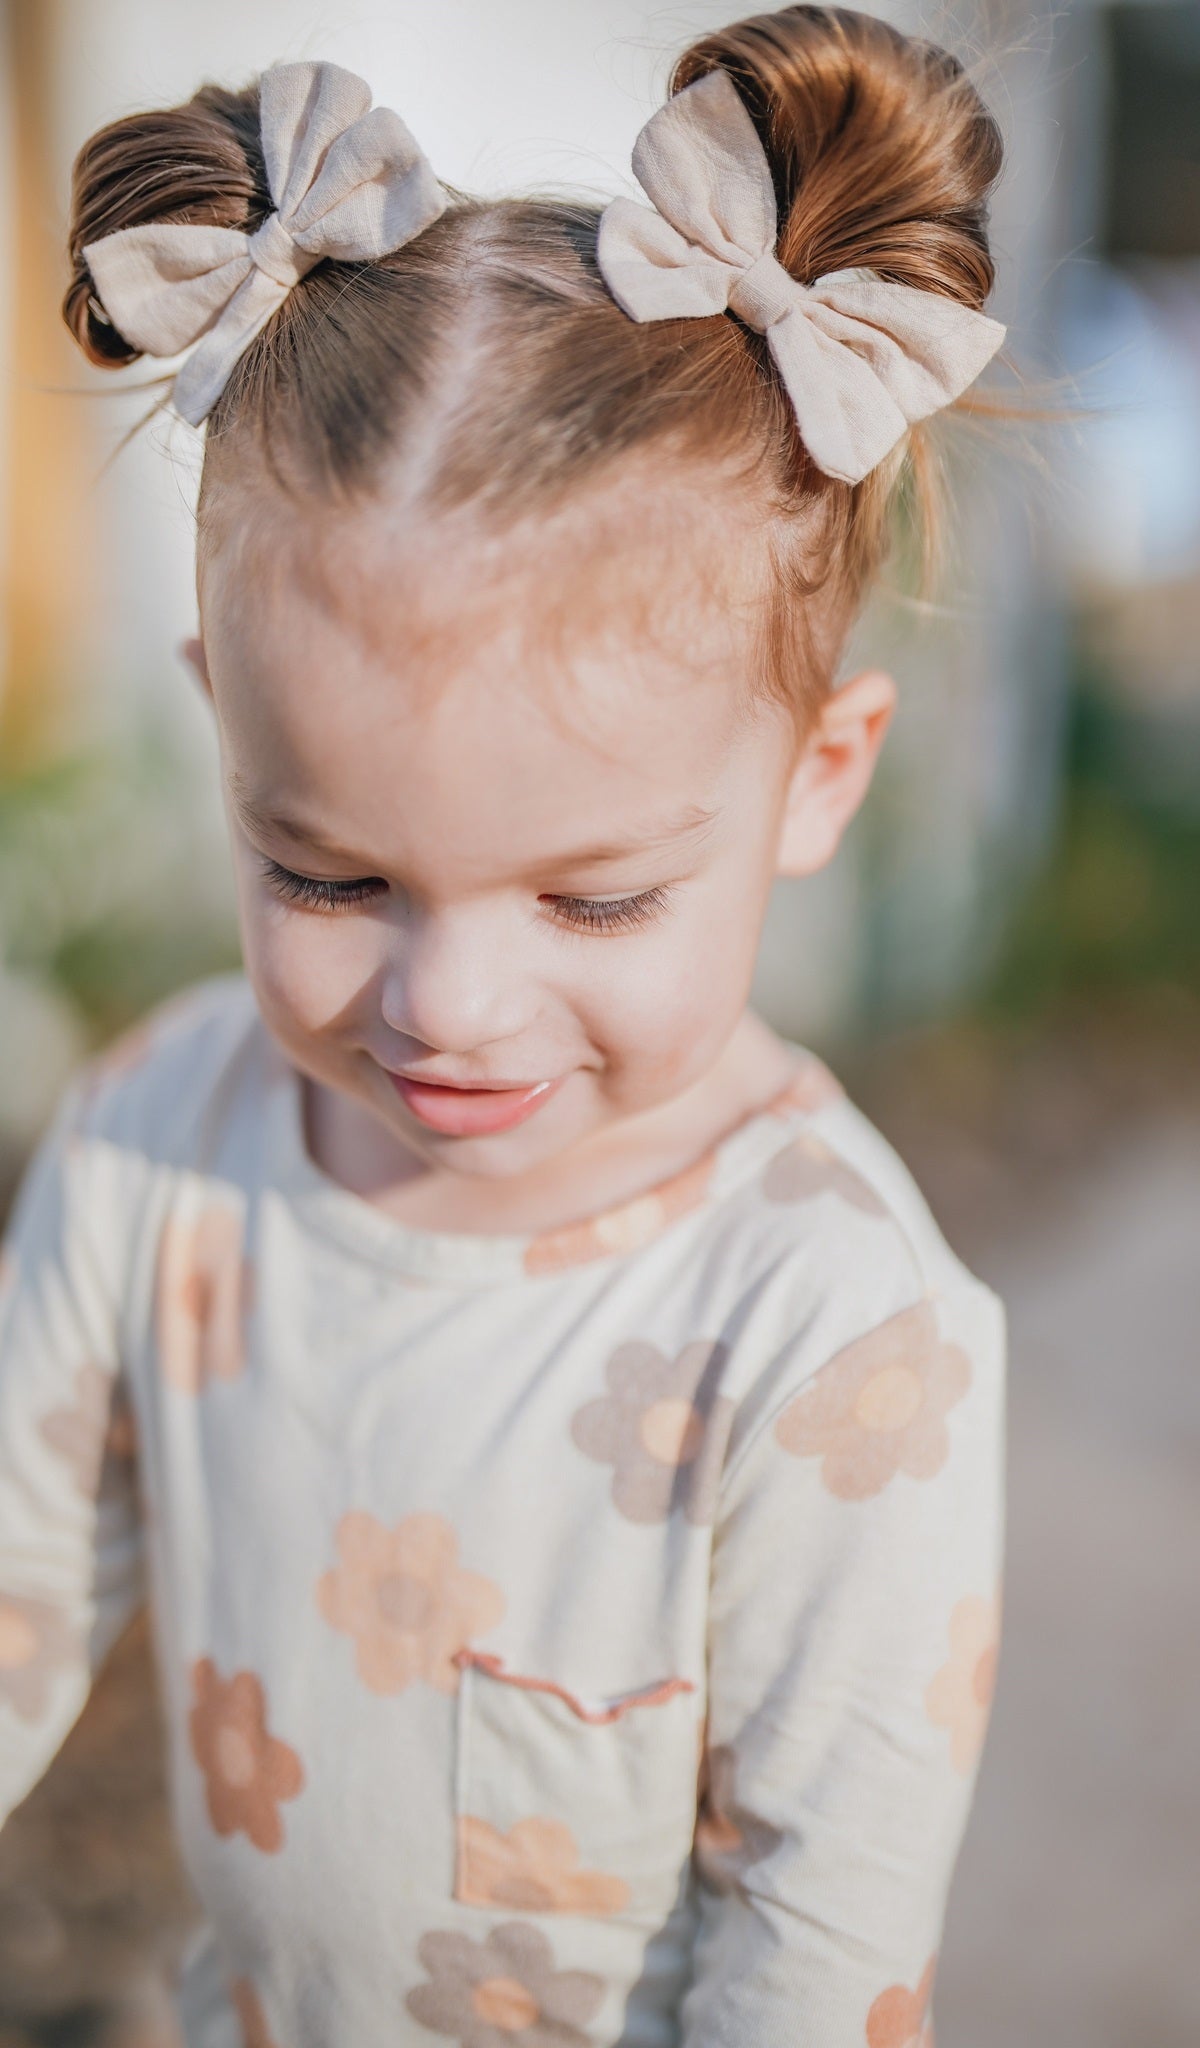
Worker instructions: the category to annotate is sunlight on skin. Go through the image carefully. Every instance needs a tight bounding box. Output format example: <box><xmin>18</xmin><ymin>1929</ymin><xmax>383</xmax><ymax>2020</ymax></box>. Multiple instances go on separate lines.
<box><xmin>186</xmin><ymin>461</ymin><xmax>895</xmax><ymax>1234</ymax></box>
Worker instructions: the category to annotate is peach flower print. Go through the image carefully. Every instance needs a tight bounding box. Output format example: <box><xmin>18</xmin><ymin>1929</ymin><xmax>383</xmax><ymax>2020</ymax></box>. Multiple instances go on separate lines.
<box><xmin>866</xmin><ymin>1955</ymin><xmax>937</xmax><ymax>2048</ymax></box>
<box><xmin>762</xmin><ymin>1129</ymin><xmax>886</xmax><ymax>1214</ymax></box>
<box><xmin>692</xmin><ymin>1743</ymin><xmax>783</xmax><ymax>1895</ymax></box>
<box><xmin>455</xmin><ymin>1815</ymin><xmax>630</xmax><ymax>1914</ymax></box>
<box><xmin>188</xmin><ymin>1659</ymin><xmax>304</xmax><ymax>1852</ymax></box>
<box><xmin>156</xmin><ymin>1200</ymin><xmax>254</xmax><ymax>1392</ymax></box>
<box><xmin>570</xmin><ymin>1338</ymin><xmax>734</xmax><ymax>1526</ymax></box>
<box><xmin>774</xmin><ymin>1301</ymin><xmax>971</xmax><ymax>1501</ymax></box>
<box><xmin>230</xmin><ymin>1978</ymin><xmax>284</xmax><ymax>2048</ymax></box>
<box><xmin>316</xmin><ymin>1510</ymin><xmax>504</xmax><ymax>1695</ymax></box>
<box><xmin>38</xmin><ymin>1361</ymin><xmax>135</xmax><ymax>1498</ymax></box>
<box><xmin>767</xmin><ymin>1054</ymin><xmax>845</xmax><ymax>1117</ymax></box>
<box><xmin>524</xmin><ymin>1150</ymin><xmax>715</xmax><ymax>1277</ymax></box>
<box><xmin>0</xmin><ymin>1594</ymin><xmax>82</xmax><ymax>1723</ymax></box>
<box><xmin>925</xmin><ymin>1592</ymin><xmax>1001</xmax><ymax>1774</ymax></box>
<box><xmin>407</xmin><ymin>1922</ymin><xmax>604</xmax><ymax>2047</ymax></box>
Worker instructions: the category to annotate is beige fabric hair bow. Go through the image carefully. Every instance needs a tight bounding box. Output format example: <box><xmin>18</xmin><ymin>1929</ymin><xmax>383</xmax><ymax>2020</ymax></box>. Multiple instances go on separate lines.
<box><xmin>596</xmin><ymin>68</ymin><xmax>1005</xmax><ymax>485</ymax></box>
<box><xmin>84</xmin><ymin>60</ymin><xmax>447</xmax><ymax>425</ymax></box>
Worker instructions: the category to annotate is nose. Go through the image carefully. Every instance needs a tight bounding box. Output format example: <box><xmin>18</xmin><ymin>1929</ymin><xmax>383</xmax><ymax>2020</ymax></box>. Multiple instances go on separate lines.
<box><xmin>379</xmin><ymin>902</ymin><xmax>535</xmax><ymax>1057</ymax></box>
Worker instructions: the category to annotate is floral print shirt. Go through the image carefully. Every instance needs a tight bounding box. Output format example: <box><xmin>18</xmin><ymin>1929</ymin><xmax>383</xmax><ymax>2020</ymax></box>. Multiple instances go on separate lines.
<box><xmin>0</xmin><ymin>973</ymin><xmax>1005</xmax><ymax>2048</ymax></box>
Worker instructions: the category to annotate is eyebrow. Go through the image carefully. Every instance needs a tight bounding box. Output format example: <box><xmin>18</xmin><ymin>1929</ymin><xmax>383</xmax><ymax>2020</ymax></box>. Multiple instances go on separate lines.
<box><xmin>228</xmin><ymin>785</ymin><xmax>364</xmax><ymax>862</ymax></box>
<box><xmin>227</xmin><ymin>783</ymin><xmax>720</xmax><ymax>872</ymax></box>
<box><xmin>533</xmin><ymin>806</ymin><xmax>720</xmax><ymax>870</ymax></box>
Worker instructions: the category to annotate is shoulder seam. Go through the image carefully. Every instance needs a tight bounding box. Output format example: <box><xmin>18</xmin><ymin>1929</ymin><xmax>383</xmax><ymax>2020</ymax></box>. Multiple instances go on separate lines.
<box><xmin>790</xmin><ymin>1101</ymin><xmax>944</xmax><ymax>1287</ymax></box>
<box><xmin>716</xmin><ymin>1224</ymin><xmax>930</xmax><ymax>1502</ymax></box>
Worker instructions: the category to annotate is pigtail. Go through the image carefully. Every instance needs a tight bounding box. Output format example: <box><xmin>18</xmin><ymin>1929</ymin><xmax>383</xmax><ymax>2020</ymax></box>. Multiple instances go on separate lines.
<box><xmin>671</xmin><ymin>6</ymin><xmax>1003</xmax><ymax>309</ymax></box>
<box><xmin>667</xmin><ymin>6</ymin><xmax>1006</xmax><ymax>609</ymax></box>
<box><xmin>64</xmin><ymin>84</ymin><xmax>269</xmax><ymax>368</ymax></box>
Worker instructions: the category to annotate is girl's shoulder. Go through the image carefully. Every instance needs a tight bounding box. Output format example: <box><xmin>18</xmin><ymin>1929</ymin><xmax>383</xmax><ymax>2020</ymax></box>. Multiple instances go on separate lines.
<box><xmin>678</xmin><ymin>1050</ymin><xmax>998</xmax><ymax>1314</ymax></box>
<box><xmin>784</xmin><ymin>1081</ymin><xmax>1004</xmax><ymax>1336</ymax></box>
<box><xmin>2</xmin><ymin>975</ymin><xmax>267</xmax><ymax>1324</ymax></box>
<box><xmin>66</xmin><ymin>970</ymin><xmax>265</xmax><ymax>1166</ymax></box>
<box><xmin>661</xmin><ymin>1066</ymin><xmax>1006</xmax><ymax>1459</ymax></box>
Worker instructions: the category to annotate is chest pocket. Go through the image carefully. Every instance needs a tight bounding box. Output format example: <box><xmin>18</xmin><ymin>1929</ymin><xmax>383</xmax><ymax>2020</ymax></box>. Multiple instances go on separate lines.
<box><xmin>452</xmin><ymin>1650</ymin><xmax>703</xmax><ymax>1925</ymax></box>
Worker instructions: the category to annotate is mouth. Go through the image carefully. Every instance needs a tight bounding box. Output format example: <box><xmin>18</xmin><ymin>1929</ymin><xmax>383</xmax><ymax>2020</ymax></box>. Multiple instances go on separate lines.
<box><xmin>385</xmin><ymin>1069</ymin><xmax>565</xmax><ymax>1137</ymax></box>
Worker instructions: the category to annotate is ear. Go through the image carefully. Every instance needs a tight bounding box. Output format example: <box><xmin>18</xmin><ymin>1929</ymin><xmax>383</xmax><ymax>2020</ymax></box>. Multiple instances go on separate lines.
<box><xmin>180</xmin><ymin>635</ymin><xmax>213</xmax><ymax>702</ymax></box>
<box><xmin>775</xmin><ymin>668</ymin><xmax>897</xmax><ymax>878</ymax></box>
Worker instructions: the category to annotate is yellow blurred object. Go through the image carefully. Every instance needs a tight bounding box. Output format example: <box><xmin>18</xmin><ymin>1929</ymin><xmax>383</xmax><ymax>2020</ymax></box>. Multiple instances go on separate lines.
<box><xmin>1</xmin><ymin>0</ymin><xmax>94</xmax><ymax>768</ymax></box>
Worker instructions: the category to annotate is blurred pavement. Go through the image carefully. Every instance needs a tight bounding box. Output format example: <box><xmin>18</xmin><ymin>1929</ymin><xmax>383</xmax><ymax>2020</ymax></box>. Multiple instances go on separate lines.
<box><xmin>862</xmin><ymin>1029</ymin><xmax>1200</xmax><ymax>2048</ymax></box>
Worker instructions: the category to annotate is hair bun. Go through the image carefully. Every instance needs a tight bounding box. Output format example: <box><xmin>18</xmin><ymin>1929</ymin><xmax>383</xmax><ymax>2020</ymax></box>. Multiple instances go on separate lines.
<box><xmin>64</xmin><ymin>86</ymin><xmax>270</xmax><ymax>368</ymax></box>
<box><xmin>671</xmin><ymin>3</ymin><xmax>1003</xmax><ymax>310</ymax></box>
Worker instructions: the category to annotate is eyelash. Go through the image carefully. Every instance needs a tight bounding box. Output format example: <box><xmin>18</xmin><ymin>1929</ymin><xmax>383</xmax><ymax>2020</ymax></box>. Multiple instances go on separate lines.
<box><xmin>551</xmin><ymin>890</ymin><xmax>670</xmax><ymax>934</ymax></box>
<box><xmin>259</xmin><ymin>859</ymin><xmax>383</xmax><ymax>913</ymax></box>
<box><xmin>257</xmin><ymin>858</ymin><xmax>671</xmax><ymax>933</ymax></box>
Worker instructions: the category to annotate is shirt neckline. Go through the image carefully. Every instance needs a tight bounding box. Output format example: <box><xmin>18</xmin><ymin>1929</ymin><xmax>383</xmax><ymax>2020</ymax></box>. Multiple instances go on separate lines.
<box><xmin>261</xmin><ymin>1033</ymin><xmax>836</xmax><ymax>1289</ymax></box>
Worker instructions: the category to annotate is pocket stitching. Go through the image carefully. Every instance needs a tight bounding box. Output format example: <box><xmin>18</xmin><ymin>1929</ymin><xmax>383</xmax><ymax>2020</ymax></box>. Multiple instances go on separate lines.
<box><xmin>452</xmin><ymin>1648</ymin><xmax>696</xmax><ymax>1725</ymax></box>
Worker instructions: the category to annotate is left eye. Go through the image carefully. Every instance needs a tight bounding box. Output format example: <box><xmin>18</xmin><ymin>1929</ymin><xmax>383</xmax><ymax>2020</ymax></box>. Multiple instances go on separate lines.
<box><xmin>259</xmin><ymin>858</ymin><xmax>385</xmax><ymax>912</ymax></box>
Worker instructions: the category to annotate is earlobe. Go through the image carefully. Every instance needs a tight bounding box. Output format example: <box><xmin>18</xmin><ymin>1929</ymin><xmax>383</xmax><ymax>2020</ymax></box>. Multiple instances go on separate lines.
<box><xmin>180</xmin><ymin>635</ymin><xmax>213</xmax><ymax>701</ymax></box>
<box><xmin>775</xmin><ymin>668</ymin><xmax>897</xmax><ymax>879</ymax></box>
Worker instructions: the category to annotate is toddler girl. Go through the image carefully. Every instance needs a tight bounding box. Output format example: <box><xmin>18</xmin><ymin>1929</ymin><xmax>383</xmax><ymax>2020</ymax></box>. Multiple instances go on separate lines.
<box><xmin>1</xmin><ymin>9</ymin><xmax>1007</xmax><ymax>2044</ymax></box>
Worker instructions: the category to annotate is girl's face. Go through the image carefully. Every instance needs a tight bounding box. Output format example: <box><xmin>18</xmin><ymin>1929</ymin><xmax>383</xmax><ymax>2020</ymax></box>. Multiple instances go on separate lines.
<box><xmin>194</xmin><ymin>466</ymin><xmax>890</xmax><ymax>1189</ymax></box>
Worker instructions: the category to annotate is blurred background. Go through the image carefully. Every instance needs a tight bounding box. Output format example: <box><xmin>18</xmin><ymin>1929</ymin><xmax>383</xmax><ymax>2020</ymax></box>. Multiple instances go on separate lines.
<box><xmin>0</xmin><ymin>0</ymin><xmax>1197</xmax><ymax>2043</ymax></box>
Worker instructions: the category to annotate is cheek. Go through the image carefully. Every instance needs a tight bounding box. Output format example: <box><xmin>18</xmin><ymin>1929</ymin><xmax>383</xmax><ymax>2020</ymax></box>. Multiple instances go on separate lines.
<box><xmin>573</xmin><ymin>866</ymin><xmax>768</xmax><ymax>1077</ymax></box>
<box><xmin>236</xmin><ymin>889</ymin><xmax>382</xmax><ymax>1041</ymax></box>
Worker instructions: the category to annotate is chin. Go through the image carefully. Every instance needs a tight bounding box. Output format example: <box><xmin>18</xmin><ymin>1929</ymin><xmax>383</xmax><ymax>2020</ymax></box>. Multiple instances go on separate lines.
<box><xmin>390</xmin><ymin>1122</ymin><xmax>574</xmax><ymax>1184</ymax></box>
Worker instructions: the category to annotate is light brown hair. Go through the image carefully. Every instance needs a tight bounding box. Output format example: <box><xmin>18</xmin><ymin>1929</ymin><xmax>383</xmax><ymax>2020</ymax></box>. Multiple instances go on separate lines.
<box><xmin>63</xmin><ymin>6</ymin><xmax>1005</xmax><ymax>723</ymax></box>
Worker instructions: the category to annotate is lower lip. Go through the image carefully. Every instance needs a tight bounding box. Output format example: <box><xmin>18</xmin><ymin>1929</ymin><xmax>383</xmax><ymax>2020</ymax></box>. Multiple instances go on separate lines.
<box><xmin>387</xmin><ymin>1071</ymin><xmax>564</xmax><ymax>1137</ymax></box>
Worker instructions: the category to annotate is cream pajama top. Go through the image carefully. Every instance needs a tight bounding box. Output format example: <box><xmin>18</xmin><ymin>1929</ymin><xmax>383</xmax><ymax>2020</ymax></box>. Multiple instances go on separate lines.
<box><xmin>0</xmin><ymin>972</ymin><xmax>1005</xmax><ymax>2048</ymax></box>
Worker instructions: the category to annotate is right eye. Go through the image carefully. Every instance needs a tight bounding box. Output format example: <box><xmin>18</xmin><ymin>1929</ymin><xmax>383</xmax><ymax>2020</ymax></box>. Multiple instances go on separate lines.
<box><xmin>258</xmin><ymin>856</ymin><xmax>386</xmax><ymax>913</ymax></box>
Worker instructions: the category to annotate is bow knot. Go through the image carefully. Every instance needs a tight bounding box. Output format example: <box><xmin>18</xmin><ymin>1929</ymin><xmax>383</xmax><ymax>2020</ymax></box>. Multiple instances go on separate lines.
<box><xmin>83</xmin><ymin>60</ymin><xmax>447</xmax><ymax>425</ymax></box>
<box><xmin>596</xmin><ymin>69</ymin><xmax>1005</xmax><ymax>484</ymax></box>
<box><xmin>246</xmin><ymin>211</ymin><xmax>314</xmax><ymax>291</ymax></box>
<box><xmin>726</xmin><ymin>250</ymin><xmax>798</xmax><ymax>335</ymax></box>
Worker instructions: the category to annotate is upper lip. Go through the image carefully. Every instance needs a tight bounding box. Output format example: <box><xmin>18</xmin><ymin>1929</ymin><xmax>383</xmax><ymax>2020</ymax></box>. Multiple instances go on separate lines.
<box><xmin>385</xmin><ymin>1068</ymin><xmax>552</xmax><ymax>1093</ymax></box>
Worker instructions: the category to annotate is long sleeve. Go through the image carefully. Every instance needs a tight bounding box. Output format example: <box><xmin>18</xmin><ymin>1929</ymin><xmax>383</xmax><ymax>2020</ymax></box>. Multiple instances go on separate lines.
<box><xmin>682</xmin><ymin>1261</ymin><xmax>1006</xmax><ymax>2048</ymax></box>
<box><xmin>0</xmin><ymin>1071</ymin><xmax>146</xmax><ymax>1824</ymax></box>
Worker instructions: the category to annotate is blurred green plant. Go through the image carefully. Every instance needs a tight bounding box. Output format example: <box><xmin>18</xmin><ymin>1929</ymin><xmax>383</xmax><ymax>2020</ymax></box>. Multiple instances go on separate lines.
<box><xmin>0</xmin><ymin>729</ymin><xmax>239</xmax><ymax>1049</ymax></box>
<box><xmin>976</xmin><ymin>678</ymin><xmax>1200</xmax><ymax>1023</ymax></box>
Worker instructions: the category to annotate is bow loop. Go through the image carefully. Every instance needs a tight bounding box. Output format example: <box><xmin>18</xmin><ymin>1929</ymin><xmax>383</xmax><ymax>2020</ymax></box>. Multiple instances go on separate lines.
<box><xmin>596</xmin><ymin>67</ymin><xmax>1005</xmax><ymax>484</ymax></box>
<box><xmin>259</xmin><ymin>61</ymin><xmax>373</xmax><ymax>223</ymax></box>
<box><xmin>597</xmin><ymin>197</ymin><xmax>736</xmax><ymax>321</ymax></box>
<box><xmin>277</xmin><ymin>102</ymin><xmax>445</xmax><ymax>261</ymax></box>
<box><xmin>630</xmin><ymin>67</ymin><xmax>776</xmax><ymax>268</ymax></box>
<box><xmin>82</xmin><ymin>58</ymin><xmax>447</xmax><ymax>426</ymax></box>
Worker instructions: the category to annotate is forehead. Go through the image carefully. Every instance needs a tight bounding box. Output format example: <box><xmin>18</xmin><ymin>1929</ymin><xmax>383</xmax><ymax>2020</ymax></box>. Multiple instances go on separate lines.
<box><xmin>201</xmin><ymin>452</ymin><xmax>762</xmax><ymax>680</ymax></box>
<box><xmin>198</xmin><ymin>463</ymin><xmax>775</xmax><ymax>866</ymax></box>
